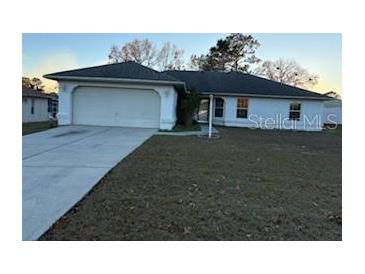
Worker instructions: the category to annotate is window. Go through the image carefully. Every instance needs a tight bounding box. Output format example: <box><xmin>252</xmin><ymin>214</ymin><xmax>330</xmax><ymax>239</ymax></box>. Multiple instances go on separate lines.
<box><xmin>236</xmin><ymin>98</ymin><xmax>248</xmax><ymax>118</ymax></box>
<box><xmin>31</xmin><ymin>98</ymin><xmax>34</xmax><ymax>115</ymax></box>
<box><xmin>214</xmin><ymin>98</ymin><xmax>224</xmax><ymax>117</ymax></box>
<box><xmin>289</xmin><ymin>102</ymin><xmax>301</xmax><ymax>121</ymax></box>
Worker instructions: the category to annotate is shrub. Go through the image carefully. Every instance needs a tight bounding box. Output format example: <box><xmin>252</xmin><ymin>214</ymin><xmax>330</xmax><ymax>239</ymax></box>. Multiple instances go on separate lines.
<box><xmin>176</xmin><ymin>89</ymin><xmax>200</xmax><ymax>126</ymax></box>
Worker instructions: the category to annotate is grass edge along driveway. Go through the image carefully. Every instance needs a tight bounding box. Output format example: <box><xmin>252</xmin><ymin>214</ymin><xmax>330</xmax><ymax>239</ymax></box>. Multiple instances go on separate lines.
<box><xmin>22</xmin><ymin>121</ymin><xmax>57</xmax><ymax>135</ymax></box>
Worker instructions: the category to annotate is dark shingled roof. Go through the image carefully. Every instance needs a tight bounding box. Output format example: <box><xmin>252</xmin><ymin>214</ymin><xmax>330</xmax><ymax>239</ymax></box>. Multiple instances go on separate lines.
<box><xmin>22</xmin><ymin>86</ymin><xmax>52</xmax><ymax>99</ymax></box>
<box><xmin>44</xmin><ymin>61</ymin><xmax>180</xmax><ymax>82</ymax></box>
<box><xmin>44</xmin><ymin>61</ymin><xmax>328</xmax><ymax>99</ymax></box>
<box><xmin>164</xmin><ymin>70</ymin><xmax>328</xmax><ymax>99</ymax></box>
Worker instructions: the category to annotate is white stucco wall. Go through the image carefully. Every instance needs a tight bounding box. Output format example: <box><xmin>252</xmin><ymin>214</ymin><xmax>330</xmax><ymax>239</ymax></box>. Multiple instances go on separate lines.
<box><xmin>22</xmin><ymin>97</ymin><xmax>49</xmax><ymax>123</ymax></box>
<box><xmin>322</xmin><ymin>100</ymin><xmax>342</xmax><ymax>124</ymax></box>
<box><xmin>57</xmin><ymin>80</ymin><xmax>178</xmax><ymax>130</ymax></box>
<box><xmin>211</xmin><ymin>96</ymin><xmax>325</xmax><ymax>131</ymax></box>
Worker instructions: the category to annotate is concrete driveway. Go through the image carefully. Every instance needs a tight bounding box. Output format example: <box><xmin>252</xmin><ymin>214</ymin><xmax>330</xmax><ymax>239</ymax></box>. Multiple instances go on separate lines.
<box><xmin>22</xmin><ymin>125</ymin><xmax>156</xmax><ymax>240</ymax></box>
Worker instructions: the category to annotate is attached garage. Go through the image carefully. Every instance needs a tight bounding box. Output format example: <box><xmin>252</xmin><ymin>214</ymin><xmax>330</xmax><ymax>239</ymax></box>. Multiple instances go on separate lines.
<box><xmin>44</xmin><ymin>62</ymin><xmax>182</xmax><ymax>130</ymax></box>
<box><xmin>72</xmin><ymin>86</ymin><xmax>161</xmax><ymax>128</ymax></box>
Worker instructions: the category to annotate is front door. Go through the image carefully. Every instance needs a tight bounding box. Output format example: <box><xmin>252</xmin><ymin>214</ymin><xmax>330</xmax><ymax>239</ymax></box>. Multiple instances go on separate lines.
<box><xmin>197</xmin><ymin>98</ymin><xmax>209</xmax><ymax>123</ymax></box>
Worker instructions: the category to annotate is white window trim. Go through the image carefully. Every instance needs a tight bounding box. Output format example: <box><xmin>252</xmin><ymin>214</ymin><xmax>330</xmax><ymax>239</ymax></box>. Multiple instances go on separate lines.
<box><xmin>236</xmin><ymin>97</ymin><xmax>249</xmax><ymax>119</ymax></box>
<box><xmin>289</xmin><ymin>102</ymin><xmax>301</xmax><ymax>121</ymax></box>
<box><xmin>214</xmin><ymin>97</ymin><xmax>224</xmax><ymax>118</ymax></box>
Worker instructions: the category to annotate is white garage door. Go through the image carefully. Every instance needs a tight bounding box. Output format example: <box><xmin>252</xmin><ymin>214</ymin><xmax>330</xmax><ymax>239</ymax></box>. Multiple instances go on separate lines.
<box><xmin>73</xmin><ymin>86</ymin><xmax>160</xmax><ymax>128</ymax></box>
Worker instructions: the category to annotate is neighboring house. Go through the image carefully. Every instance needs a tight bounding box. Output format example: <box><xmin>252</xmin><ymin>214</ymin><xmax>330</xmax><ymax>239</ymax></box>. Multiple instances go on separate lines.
<box><xmin>22</xmin><ymin>86</ymin><xmax>52</xmax><ymax>123</ymax></box>
<box><xmin>322</xmin><ymin>99</ymin><xmax>342</xmax><ymax>125</ymax></box>
<box><xmin>44</xmin><ymin>61</ymin><xmax>331</xmax><ymax>131</ymax></box>
<box><xmin>47</xmin><ymin>92</ymin><xmax>59</xmax><ymax>119</ymax></box>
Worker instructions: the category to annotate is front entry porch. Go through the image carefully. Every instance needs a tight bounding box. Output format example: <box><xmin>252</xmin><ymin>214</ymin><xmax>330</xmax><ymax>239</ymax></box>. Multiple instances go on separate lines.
<box><xmin>197</xmin><ymin>98</ymin><xmax>210</xmax><ymax>123</ymax></box>
<box><xmin>196</xmin><ymin>95</ymin><xmax>214</xmax><ymax>137</ymax></box>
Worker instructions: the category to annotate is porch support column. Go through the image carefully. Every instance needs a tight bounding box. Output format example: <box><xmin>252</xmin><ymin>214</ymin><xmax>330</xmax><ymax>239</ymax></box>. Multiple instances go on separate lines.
<box><xmin>57</xmin><ymin>82</ymin><xmax>78</xmax><ymax>125</ymax></box>
<box><xmin>208</xmin><ymin>94</ymin><xmax>213</xmax><ymax>138</ymax></box>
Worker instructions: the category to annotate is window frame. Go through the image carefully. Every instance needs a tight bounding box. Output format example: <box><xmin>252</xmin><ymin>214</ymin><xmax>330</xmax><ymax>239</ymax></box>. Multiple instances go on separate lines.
<box><xmin>289</xmin><ymin>102</ymin><xmax>301</xmax><ymax>121</ymax></box>
<box><xmin>236</xmin><ymin>97</ymin><xmax>249</xmax><ymax>118</ymax></box>
<box><xmin>214</xmin><ymin>97</ymin><xmax>224</xmax><ymax>118</ymax></box>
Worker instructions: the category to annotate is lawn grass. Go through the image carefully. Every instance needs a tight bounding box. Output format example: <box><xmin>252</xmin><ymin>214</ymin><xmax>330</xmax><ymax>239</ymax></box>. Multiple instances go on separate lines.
<box><xmin>323</xmin><ymin>124</ymin><xmax>342</xmax><ymax>136</ymax></box>
<box><xmin>22</xmin><ymin>121</ymin><xmax>57</xmax><ymax>135</ymax></box>
<box><xmin>40</xmin><ymin>126</ymin><xmax>341</xmax><ymax>241</ymax></box>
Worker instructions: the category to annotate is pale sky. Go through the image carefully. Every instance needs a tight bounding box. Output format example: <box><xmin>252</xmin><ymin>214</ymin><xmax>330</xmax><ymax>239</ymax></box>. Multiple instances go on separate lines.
<box><xmin>22</xmin><ymin>33</ymin><xmax>341</xmax><ymax>94</ymax></box>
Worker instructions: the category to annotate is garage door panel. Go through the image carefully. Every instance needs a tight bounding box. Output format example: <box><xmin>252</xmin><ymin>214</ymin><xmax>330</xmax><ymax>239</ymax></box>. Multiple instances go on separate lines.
<box><xmin>73</xmin><ymin>87</ymin><xmax>160</xmax><ymax>128</ymax></box>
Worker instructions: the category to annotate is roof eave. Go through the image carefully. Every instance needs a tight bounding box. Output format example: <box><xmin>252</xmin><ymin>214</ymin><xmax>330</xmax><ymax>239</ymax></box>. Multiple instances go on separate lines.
<box><xmin>44</xmin><ymin>74</ymin><xmax>186</xmax><ymax>88</ymax></box>
<box><xmin>22</xmin><ymin>94</ymin><xmax>52</xmax><ymax>99</ymax></box>
<box><xmin>199</xmin><ymin>91</ymin><xmax>330</xmax><ymax>100</ymax></box>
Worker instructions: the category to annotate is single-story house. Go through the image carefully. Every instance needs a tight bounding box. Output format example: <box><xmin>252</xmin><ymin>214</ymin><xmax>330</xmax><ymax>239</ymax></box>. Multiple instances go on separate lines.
<box><xmin>22</xmin><ymin>86</ymin><xmax>53</xmax><ymax>123</ymax></box>
<box><xmin>44</xmin><ymin>61</ymin><xmax>331</xmax><ymax>131</ymax></box>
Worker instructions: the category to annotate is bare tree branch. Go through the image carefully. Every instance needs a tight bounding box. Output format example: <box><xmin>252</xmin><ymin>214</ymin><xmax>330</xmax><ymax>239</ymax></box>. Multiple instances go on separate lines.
<box><xmin>255</xmin><ymin>58</ymin><xmax>319</xmax><ymax>89</ymax></box>
<box><xmin>108</xmin><ymin>39</ymin><xmax>185</xmax><ymax>71</ymax></box>
<box><xmin>157</xmin><ymin>42</ymin><xmax>184</xmax><ymax>70</ymax></box>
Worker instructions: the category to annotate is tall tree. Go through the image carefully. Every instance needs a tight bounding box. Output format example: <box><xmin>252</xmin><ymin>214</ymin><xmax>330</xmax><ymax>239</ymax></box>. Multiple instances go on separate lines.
<box><xmin>255</xmin><ymin>59</ymin><xmax>319</xmax><ymax>88</ymax></box>
<box><xmin>108</xmin><ymin>39</ymin><xmax>185</xmax><ymax>70</ymax></box>
<box><xmin>156</xmin><ymin>42</ymin><xmax>184</xmax><ymax>70</ymax></box>
<box><xmin>108</xmin><ymin>39</ymin><xmax>157</xmax><ymax>66</ymax></box>
<box><xmin>30</xmin><ymin>77</ymin><xmax>44</xmax><ymax>90</ymax></box>
<box><xmin>22</xmin><ymin>76</ymin><xmax>31</xmax><ymax>87</ymax></box>
<box><xmin>108</xmin><ymin>45</ymin><xmax>123</xmax><ymax>63</ymax></box>
<box><xmin>22</xmin><ymin>76</ymin><xmax>44</xmax><ymax>90</ymax></box>
<box><xmin>189</xmin><ymin>34</ymin><xmax>261</xmax><ymax>73</ymax></box>
<box><xmin>189</xmin><ymin>54</ymin><xmax>206</xmax><ymax>70</ymax></box>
